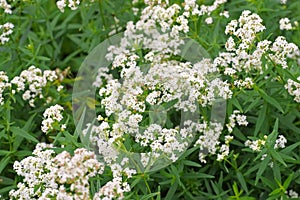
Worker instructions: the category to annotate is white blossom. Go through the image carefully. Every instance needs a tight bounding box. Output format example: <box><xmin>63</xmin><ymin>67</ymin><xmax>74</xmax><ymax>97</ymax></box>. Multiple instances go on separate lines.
<box><xmin>279</xmin><ymin>18</ymin><xmax>292</xmax><ymax>30</ymax></box>
<box><xmin>0</xmin><ymin>22</ymin><xmax>14</xmax><ymax>44</ymax></box>
<box><xmin>41</xmin><ymin>104</ymin><xmax>64</xmax><ymax>133</ymax></box>
<box><xmin>285</xmin><ymin>77</ymin><xmax>300</xmax><ymax>102</ymax></box>
<box><xmin>10</xmin><ymin>144</ymin><xmax>104</xmax><ymax>200</ymax></box>
<box><xmin>274</xmin><ymin>135</ymin><xmax>287</xmax><ymax>149</ymax></box>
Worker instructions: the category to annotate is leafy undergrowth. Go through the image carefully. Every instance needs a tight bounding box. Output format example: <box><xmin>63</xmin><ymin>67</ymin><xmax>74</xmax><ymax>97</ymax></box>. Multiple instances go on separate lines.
<box><xmin>0</xmin><ymin>0</ymin><xmax>300</xmax><ymax>199</ymax></box>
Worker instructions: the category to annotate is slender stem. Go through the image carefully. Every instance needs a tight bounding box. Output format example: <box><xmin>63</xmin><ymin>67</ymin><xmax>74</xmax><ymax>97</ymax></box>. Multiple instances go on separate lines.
<box><xmin>143</xmin><ymin>175</ymin><xmax>153</xmax><ymax>197</ymax></box>
<box><xmin>98</xmin><ymin>0</ymin><xmax>107</xmax><ymax>34</ymax></box>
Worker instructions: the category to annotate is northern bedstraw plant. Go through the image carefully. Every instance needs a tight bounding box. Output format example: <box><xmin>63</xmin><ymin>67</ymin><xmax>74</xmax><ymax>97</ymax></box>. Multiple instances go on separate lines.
<box><xmin>0</xmin><ymin>0</ymin><xmax>300</xmax><ymax>199</ymax></box>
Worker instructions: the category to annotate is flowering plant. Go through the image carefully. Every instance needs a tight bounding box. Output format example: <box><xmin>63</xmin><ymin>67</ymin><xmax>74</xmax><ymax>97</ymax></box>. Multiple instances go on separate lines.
<box><xmin>0</xmin><ymin>0</ymin><xmax>300</xmax><ymax>199</ymax></box>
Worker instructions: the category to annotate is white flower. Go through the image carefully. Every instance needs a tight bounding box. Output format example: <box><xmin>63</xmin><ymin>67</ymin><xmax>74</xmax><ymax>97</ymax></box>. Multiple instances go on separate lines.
<box><xmin>226</xmin><ymin>110</ymin><xmax>248</xmax><ymax>133</ymax></box>
<box><xmin>56</xmin><ymin>0</ymin><xmax>66</xmax><ymax>12</ymax></box>
<box><xmin>41</xmin><ymin>104</ymin><xmax>64</xmax><ymax>133</ymax></box>
<box><xmin>194</xmin><ymin>122</ymin><xmax>223</xmax><ymax>163</ymax></box>
<box><xmin>10</xmin><ymin>144</ymin><xmax>104</xmax><ymax>200</ymax></box>
<box><xmin>280</xmin><ymin>0</ymin><xmax>287</xmax><ymax>4</ymax></box>
<box><xmin>225</xmin><ymin>36</ymin><xmax>236</xmax><ymax>51</ymax></box>
<box><xmin>0</xmin><ymin>71</ymin><xmax>10</xmax><ymax>105</ymax></box>
<box><xmin>274</xmin><ymin>135</ymin><xmax>287</xmax><ymax>149</ymax></box>
<box><xmin>279</xmin><ymin>18</ymin><xmax>292</xmax><ymax>30</ymax></box>
<box><xmin>287</xmin><ymin>189</ymin><xmax>299</xmax><ymax>198</ymax></box>
<box><xmin>56</xmin><ymin>0</ymin><xmax>85</xmax><ymax>12</ymax></box>
<box><xmin>0</xmin><ymin>0</ymin><xmax>12</xmax><ymax>14</ymax></box>
<box><xmin>285</xmin><ymin>77</ymin><xmax>300</xmax><ymax>102</ymax></box>
<box><xmin>9</xmin><ymin>66</ymin><xmax>60</xmax><ymax>107</ymax></box>
<box><xmin>245</xmin><ymin>135</ymin><xmax>267</xmax><ymax>152</ymax></box>
<box><xmin>0</xmin><ymin>22</ymin><xmax>14</xmax><ymax>44</ymax></box>
<box><xmin>57</xmin><ymin>85</ymin><xmax>64</xmax><ymax>92</ymax></box>
<box><xmin>220</xmin><ymin>10</ymin><xmax>230</xmax><ymax>18</ymax></box>
<box><xmin>205</xmin><ymin>17</ymin><xmax>213</xmax><ymax>24</ymax></box>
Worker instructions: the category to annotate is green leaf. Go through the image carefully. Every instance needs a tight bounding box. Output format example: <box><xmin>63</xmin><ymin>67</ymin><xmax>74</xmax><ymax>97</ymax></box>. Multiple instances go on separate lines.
<box><xmin>0</xmin><ymin>156</ymin><xmax>10</xmax><ymax>174</ymax></box>
<box><xmin>255</xmin><ymin>86</ymin><xmax>284</xmax><ymax>113</ymax></box>
<box><xmin>281</xmin><ymin>142</ymin><xmax>300</xmax><ymax>154</ymax></box>
<box><xmin>140</xmin><ymin>192</ymin><xmax>160</xmax><ymax>200</ymax></box>
<box><xmin>182</xmin><ymin>173</ymin><xmax>214</xmax><ymax>179</ymax></box>
<box><xmin>240</xmin><ymin>197</ymin><xmax>256</xmax><ymax>200</ymax></box>
<box><xmin>255</xmin><ymin>155</ymin><xmax>271</xmax><ymax>185</ymax></box>
<box><xmin>244</xmin><ymin>97</ymin><xmax>261</xmax><ymax>113</ymax></box>
<box><xmin>0</xmin><ymin>150</ymin><xmax>10</xmax><ymax>156</ymax></box>
<box><xmin>23</xmin><ymin>113</ymin><xmax>37</xmax><ymax>132</ymax></box>
<box><xmin>161</xmin><ymin>99</ymin><xmax>178</xmax><ymax>110</ymax></box>
<box><xmin>0</xmin><ymin>185</ymin><xmax>15</xmax><ymax>193</ymax></box>
<box><xmin>165</xmin><ymin>181</ymin><xmax>178</xmax><ymax>200</ymax></box>
<box><xmin>230</xmin><ymin>98</ymin><xmax>243</xmax><ymax>112</ymax></box>
<box><xmin>269</xmin><ymin>188</ymin><xmax>282</xmax><ymax>196</ymax></box>
<box><xmin>269</xmin><ymin>149</ymin><xmax>287</xmax><ymax>167</ymax></box>
<box><xmin>232</xmin><ymin>182</ymin><xmax>241</xmax><ymax>196</ymax></box>
<box><xmin>237</xmin><ymin>171</ymin><xmax>249</xmax><ymax>194</ymax></box>
<box><xmin>182</xmin><ymin>160</ymin><xmax>202</xmax><ymax>168</ymax></box>
<box><xmin>283</xmin><ymin>173</ymin><xmax>294</xmax><ymax>189</ymax></box>
<box><xmin>254</xmin><ymin>103</ymin><xmax>267</xmax><ymax>137</ymax></box>
<box><xmin>36</xmin><ymin>56</ymin><xmax>51</xmax><ymax>61</ymax></box>
<box><xmin>10</xmin><ymin>126</ymin><xmax>39</xmax><ymax>143</ymax></box>
<box><xmin>267</xmin><ymin>119</ymin><xmax>279</xmax><ymax>147</ymax></box>
<box><xmin>272</xmin><ymin>161</ymin><xmax>281</xmax><ymax>183</ymax></box>
<box><xmin>0</xmin><ymin>176</ymin><xmax>14</xmax><ymax>185</ymax></box>
<box><xmin>261</xmin><ymin>177</ymin><xmax>276</xmax><ymax>190</ymax></box>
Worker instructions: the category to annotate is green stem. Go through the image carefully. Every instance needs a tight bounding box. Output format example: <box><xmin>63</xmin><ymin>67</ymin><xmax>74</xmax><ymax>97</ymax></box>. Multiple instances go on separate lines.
<box><xmin>98</xmin><ymin>0</ymin><xmax>107</xmax><ymax>35</ymax></box>
<box><xmin>143</xmin><ymin>175</ymin><xmax>153</xmax><ymax>197</ymax></box>
<box><xmin>5</xmin><ymin>99</ymin><xmax>13</xmax><ymax>151</ymax></box>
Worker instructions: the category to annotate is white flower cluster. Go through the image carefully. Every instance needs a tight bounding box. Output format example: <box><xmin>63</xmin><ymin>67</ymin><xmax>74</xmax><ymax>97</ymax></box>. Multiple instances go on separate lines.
<box><xmin>0</xmin><ymin>0</ymin><xmax>14</xmax><ymax>44</ymax></box>
<box><xmin>216</xmin><ymin>135</ymin><xmax>233</xmax><ymax>161</ymax></box>
<box><xmin>193</xmin><ymin>121</ymin><xmax>234</xmax><ymax>163</ymax></box>
<box><xmin>106</xmin><ymin>4</ymin><xmax>187</xmax><ymax>60</ymax></box>
<box><xmin>144</xmin><ymin>0</ymin><xmax>169</xmax><ymax>6</ymax></box>
<box><xmin>225</xmin><ymin>10</ymin><xmax>265</xmax><ymax>45</ymax></box>
<box><xmin>285</xmin><ymin>77</ymin><xmax>300</xmax><ymax>102</ymax></box>
<box><xmin>89</xmin><ymin>0</ymin><xmax>234</xmax><ymax>168</ymax></box>
<box><xmin>233</xmin><ymin>77</ymin><xmax>254</xmax><ymax>89</ymax></box>
<box><xmin>213</xmin><ymin>10</ymin><xmax>300</xmax><ymax>102</ymax></box>
<box><xmin>9</xmin><ymin>143</ymin><xmax>104</xmax><ymax>200</ymax></box>
<box><xmin>93</xmin><ymin>67</ymin><xmax>113</xmax><ymax>88</ymax></box>
<box><xmin>95</xmin><ymin>60</ymin><xmax>232</xmax><ymax>163</ymax></box>
<box><xmin>216</xmin><ymin>10</ymin><xmax>300</xmax><ymax>76</ymax></box>
<box><xmin>94</xmin><ymin>159</ymin><xmax>136</xmax><ymax>200</ymax></box>
<box><xmin>0</xmin><ymin>0</ymin><xmax>12</xmax><ymax>14</ymax></box>
<box><xmin>269</xmin><ymin>36</ymin><xmax>300</xmax><ymax>69</ymax></box>
<box><xmin>0</xmin><ymin>22</ymin><xmax>14</xmax><ymax>45</ymax></box>
<box><xmin>74</xmin><ymin>122</ymin><xmax>139</xmax><ymax>199</ymax></box>
<box><xmin>218</xmin><ymin>10</ymin><xmax>267</xmax><ymax>74</ymax></box>
<box><xmin>41</xmin><ymin>104</ymin><xmax>66</xmax><ymax>133</ymax></box>
<box><xmin>0</xmin><ymin>66</ymin><xmax>64</xmax><ymax>107</ymax></box>
<box><xmin>135</xmin><ymin>124</ymin><xmax>190</xmax><ymax>162</ymax></box>
<box><xmin>280</xmin><ymin>0</ymin><xmax>287</xmax><ymax>4</ymax></box>
<box><xmin>0</xmin><ymin>71</ymin><xmax>11</xmax><ymax>105</ymax></box>
<box><xmin>226</xmin><ymin>110</ymin><xmax>248</xmax><ymax>133</ymax></box>
<box><xmin>82</xmin><ymin>122</ymin><xmax>119</xmax><ymax>164</ymax></box>
<box><xmin>274</xmin><ymin>134</ymin><xmax>287</xmax><ymax>149</ymax></box>
<box><xmin>245</xmin><ymin>134</ymin><xmax>287</xmax><ymax>152</ymax></box>
<box><xmin>94</xmin><ymin>177</ymin><xmax>131</xmax><ymax>200</ymax></box>
<box><xmin>286</xmin><ymin>189</ymin><xmax>299</xmax><ymax>199</ymax></box>
<box><xmin>56</xmin><ymin>0</ymin><xmax>96</xmax><ymax>12</ymax></box>
<box><xmin>245</xmin><ymin>135</ymin><xmax>267</xmax><ymax>152</ymax></box>
<box><xmin>184</xmin><ymin>0</ymin><xmax>228</xmax><ymax>24</ymax></box>
<box><xmin>194</xmin><ymin>121</ymin><xmax>224</xmax><ymax>163</ymax></box>
<box><xmin>10</xmin><ymin>65</ymin><xmax>60</xmax><ymax>107</ymax></box>
<box><xmin>57</xmin><ymin>0</ymin><xmax>81</xmax><ymax>12</ymax></box>
<box><xmin>279</xmin><ymin>18</ymin><xmax>293</xmax><ymax>30</ymax></box>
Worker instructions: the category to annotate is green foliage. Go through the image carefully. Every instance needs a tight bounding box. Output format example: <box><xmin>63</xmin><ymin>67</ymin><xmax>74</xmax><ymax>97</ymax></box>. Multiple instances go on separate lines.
<box><xmin>1</xmin><ymin>0</ymin><xmax>300</xmax><ymax>199</ymax></box>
